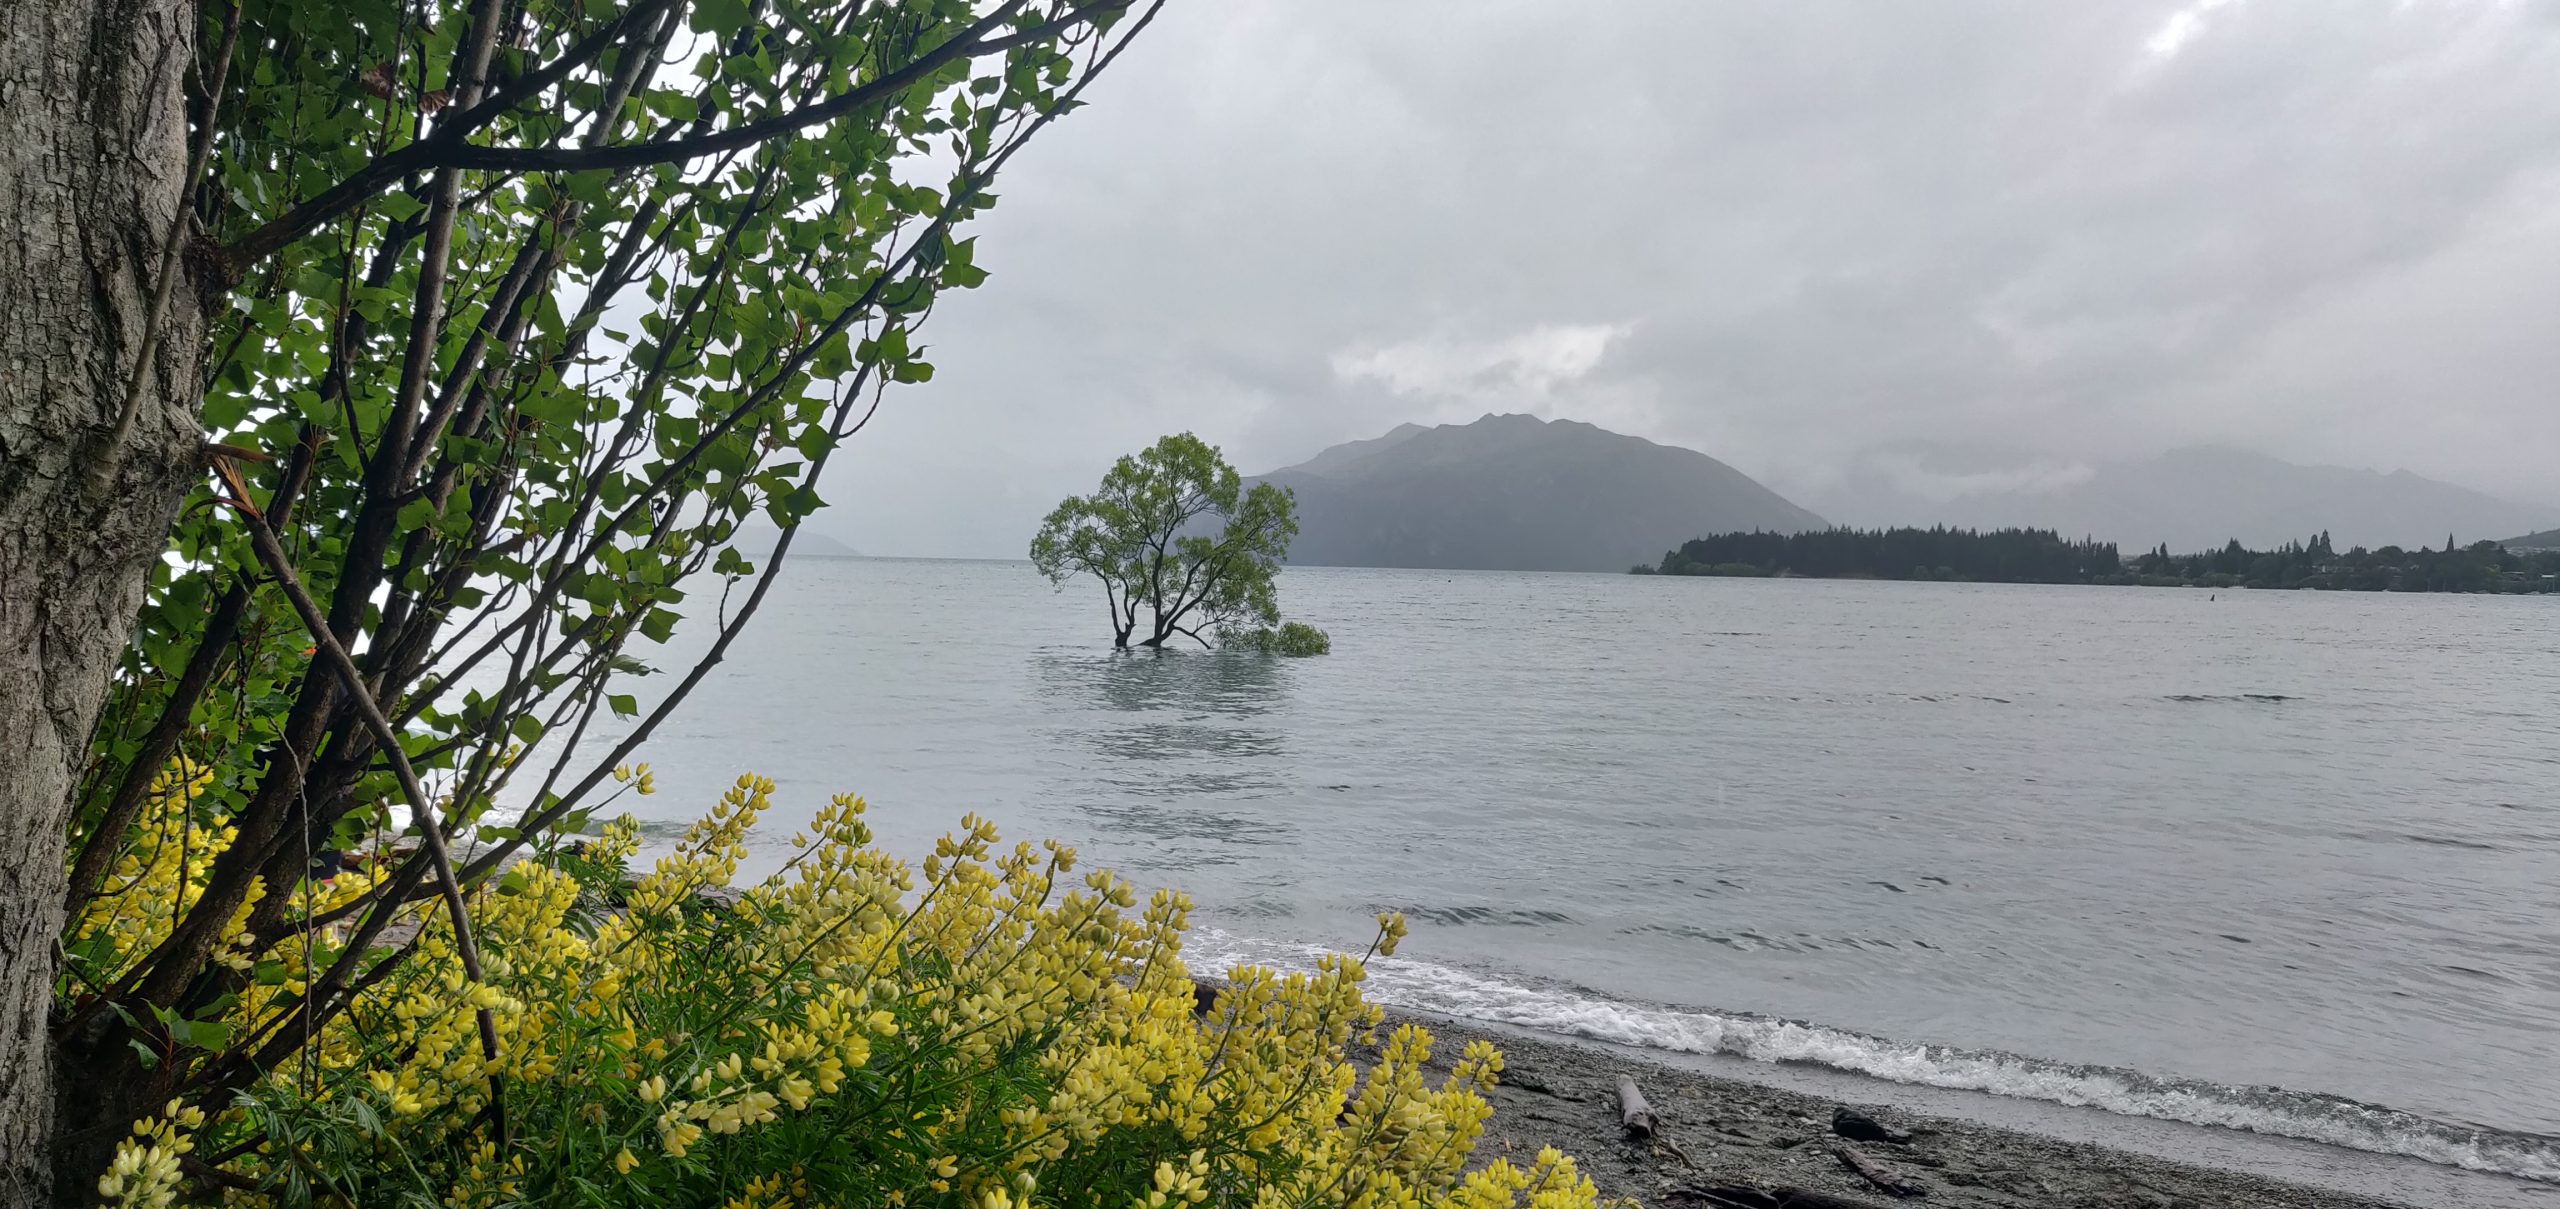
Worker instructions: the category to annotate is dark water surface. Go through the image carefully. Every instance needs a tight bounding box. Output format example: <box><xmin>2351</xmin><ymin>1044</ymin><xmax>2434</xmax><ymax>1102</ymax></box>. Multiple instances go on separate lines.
<box><xmin>594</xmin><ymin>558</ymin><xmax>2560</xmax><ymax>1202</ymax></box>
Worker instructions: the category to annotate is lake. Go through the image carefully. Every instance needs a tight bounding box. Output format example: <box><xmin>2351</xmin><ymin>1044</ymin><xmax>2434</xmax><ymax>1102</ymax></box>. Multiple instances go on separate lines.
<box><xmin>592</xmin><ymin>558</ymin><xmax>2560</xmax><ymax>1203</ymax></box>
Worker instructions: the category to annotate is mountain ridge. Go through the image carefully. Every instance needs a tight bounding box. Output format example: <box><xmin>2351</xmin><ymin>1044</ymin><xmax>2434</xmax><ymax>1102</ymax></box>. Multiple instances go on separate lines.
<box><xmin>732</xmin><ymin>520</ymin><xmax>864</xmax><ymax>559</ymax></box>
<box><xmin>1252</xmin><ymin>414</ymin><xmax>1824</xmax><ymax>572</ymax></box>
<box><xmin>1810</xmin><ymin>442</ymin><xmax>2553</xmax><ymax>553</ymax></box>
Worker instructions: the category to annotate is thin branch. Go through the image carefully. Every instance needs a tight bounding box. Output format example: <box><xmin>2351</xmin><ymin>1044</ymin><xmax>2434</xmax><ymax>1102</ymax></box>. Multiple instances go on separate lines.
<box><xmin>221</xmin><ymin>0</ymin><xmax>683</xmax><ymax>266</ymax></box>
<box><xmin>374</xmin><ymin>0</ymin><xmax>509</xmax><ymax>489</ymax></box>
<box><xmin>426</xmin><ymin>0</ymin><xmax>1049</xmax><ymax>173</ymax></box>
<box><xmin>399</xmin><ymin>0</ymin><xmax>688</xmax><ymax>490</ymax></box>
<box><xmin>214</xmin><ymin>465</ymin><xmax>508</xmax><ymax>1139</ymax></box>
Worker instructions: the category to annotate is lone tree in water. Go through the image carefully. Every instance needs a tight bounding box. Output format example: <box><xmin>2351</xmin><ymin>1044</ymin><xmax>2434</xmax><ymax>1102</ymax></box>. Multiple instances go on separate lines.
<box><xmin>1033</xmin><ymin>433</ymin><xmax>1298</xmax><ymax>648</ymax></box>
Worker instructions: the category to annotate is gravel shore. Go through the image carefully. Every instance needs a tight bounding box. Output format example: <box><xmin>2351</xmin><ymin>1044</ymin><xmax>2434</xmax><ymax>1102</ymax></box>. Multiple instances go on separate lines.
<box><xmin>1372</xmin><ymin>1011</ymin><xmax>2410</xmax><ymax>1209</ymax></box>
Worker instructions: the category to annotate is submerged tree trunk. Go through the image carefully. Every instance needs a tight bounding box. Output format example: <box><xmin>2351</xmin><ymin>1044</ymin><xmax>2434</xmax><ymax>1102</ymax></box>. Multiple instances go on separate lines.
<box><xmin>0</xmin><ymin>0</ymin><xmax>205</xmax><ymax>1203</ymax></box>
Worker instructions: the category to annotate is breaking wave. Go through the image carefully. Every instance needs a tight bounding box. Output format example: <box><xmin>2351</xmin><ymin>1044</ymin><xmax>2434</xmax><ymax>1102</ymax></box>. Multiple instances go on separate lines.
<box><xmin>1188</xmin><ymin>929</ymin><xmax>2560</xmax><ymax>1185</ymax></box>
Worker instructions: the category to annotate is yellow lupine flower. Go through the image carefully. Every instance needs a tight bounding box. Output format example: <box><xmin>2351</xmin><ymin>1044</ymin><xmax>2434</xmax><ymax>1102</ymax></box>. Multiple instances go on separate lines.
<box><xmin>85</xmin><ymin>772</ymin><xmax>1597</xmax><ymax>1209</ymax></box>
<box><xmin>660</xmin><ymin>1119</ymin><xmax>705</xmax><ymax>1159</ymax></box>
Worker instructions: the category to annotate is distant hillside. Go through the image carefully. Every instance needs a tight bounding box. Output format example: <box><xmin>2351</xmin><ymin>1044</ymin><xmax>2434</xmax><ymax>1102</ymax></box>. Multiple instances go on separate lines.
<box><xmin>1814</xmin><ymin>443</ymin><xmax>2552</xmax><ymax>553</ymax></box>
<box><xmin>788</xmin><ymin>532</ymin><xmax>864</xmax><ymax>559</ymax></box>
<box><xmin>2505</xmin><ymin>528</ymin><xmax>2560</xmax><ymax>552</ymax></box>
<box><xmin>732</xmin><ymin>520</ymin><xmax>863</xmax><ymax>559</ymax></box>
<box><xmin>1254</xmin><ymin>414</ymin><xmax>1824</xmax><ymax>572</ymax></box>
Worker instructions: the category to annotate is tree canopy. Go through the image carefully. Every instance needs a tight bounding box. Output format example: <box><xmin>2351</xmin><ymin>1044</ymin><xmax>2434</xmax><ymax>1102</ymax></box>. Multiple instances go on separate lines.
<box><xmin>1655</xmin><ymin>527</ymin><xmax>2119</xmax><ymax>583</ymax></box>
<box><xmin>1031</xmin><ymin>433</ymin><xmax>1299</xmax><ymax>648</ymax></box>
<box><xmin>8</xmin><ymin>0</ymin><xmax>1165</xmax><ymax>1197</ymax></box>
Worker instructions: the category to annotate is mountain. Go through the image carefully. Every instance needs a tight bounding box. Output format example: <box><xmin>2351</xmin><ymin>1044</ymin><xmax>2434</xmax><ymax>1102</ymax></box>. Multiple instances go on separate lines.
<box><xmin>1812</xmin><ymin>443</ymin><xmax>2554</xmax><ymax>554</ymax></box>
<box><xmin>732</xmin><ymin>519</ymin><xmax>863</xmax><ymax>559</ymax></box>
<box><xmin>787</xmin><ymin>531</ymin><xmax>865</xmax><ymax>558</ymax></box>
<box><xmin>1253</xmin><ymin>414</ymin><xmax>1824</xmax><ymax>572</ymax></box>
<box><xmin>2505</xmin><ymin>528</ymin><xmax>2560</xmax><ymax>552</ymax></box>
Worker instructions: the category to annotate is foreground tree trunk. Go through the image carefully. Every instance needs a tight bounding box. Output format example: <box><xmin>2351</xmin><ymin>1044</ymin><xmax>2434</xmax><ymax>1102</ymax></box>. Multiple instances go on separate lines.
<box><xmin>0</xmin><ymin>1</ymin><xmax>205</xmax><ymax>1204</ymax></box>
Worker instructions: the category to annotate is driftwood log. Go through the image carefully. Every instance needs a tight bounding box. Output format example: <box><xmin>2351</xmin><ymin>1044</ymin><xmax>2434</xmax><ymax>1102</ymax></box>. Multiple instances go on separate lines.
<box><xmin>1616</xmin><ymin>1074</ymin><xmax>1658</xmax><ymax>1140</ymax></box>
<box><xmin>1832</xmin><ymin>1143</ymin><xmax>1927</xmax><ymax>1198</ymax></box>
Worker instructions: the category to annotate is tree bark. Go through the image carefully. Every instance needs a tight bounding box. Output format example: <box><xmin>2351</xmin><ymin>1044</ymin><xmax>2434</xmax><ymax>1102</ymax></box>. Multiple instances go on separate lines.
<box><xmin>0</xmin><ymin>0</ymin><xmax>205</xmax><ymax>1204</ymax></box>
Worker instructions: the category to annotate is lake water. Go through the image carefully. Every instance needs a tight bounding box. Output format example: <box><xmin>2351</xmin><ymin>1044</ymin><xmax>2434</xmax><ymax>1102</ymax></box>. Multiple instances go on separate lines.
<box><xmin>597</xmin><ymin>558</ymin><xmax>2560</xmax><ymax>1205</ymax></box>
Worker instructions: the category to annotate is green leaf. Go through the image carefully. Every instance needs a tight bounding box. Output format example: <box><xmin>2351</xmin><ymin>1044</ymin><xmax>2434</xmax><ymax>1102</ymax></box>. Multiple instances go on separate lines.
<box><xmin>203</xmin><ymin>391</ymin><xmax>251</xmax><ymax>432</ymax></box>
<box><xmin>878</xmin><ymin>279</ymin><xmax>933</xmax><ymax>313</ymax></box>
<box><xmin>691</xmin><ymin>0</ymin><xmax>748</xmax><ymax>35</ymax></box>
<box><xmin>639</xmin><ymin>607</ymin><xmax>680</xmax><ymax>644</ymax></box>
<box><xmin>377</xmin><ymin>192</ymin><xmax>425</xmax><ymax>222</ymax></box>
<box><xmin>647</xmin><ymin>91</ymin><xmax>699</xmax><ymax>123</ymax></box>
<box><xmin>608</xmin><ymin>693</ymin><xmax>638</xmax><ymax>718</ymax></box>
<box><xmin>170</xmin><ymin>1017</ymin><xmax>231</xmax><ymax>1051</ymax></box>
<box><xmin>396</xmin><ymin>496</ymin><xmax>440</xmax><ymax>533</ymax></box>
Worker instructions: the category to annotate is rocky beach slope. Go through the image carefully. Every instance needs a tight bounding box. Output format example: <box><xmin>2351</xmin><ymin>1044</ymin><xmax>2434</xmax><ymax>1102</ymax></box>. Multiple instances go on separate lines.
<box><xmin>1377</xmin><ymin>1012</ymin><xmax>2409</xmax><ymax>1209</ymax></box>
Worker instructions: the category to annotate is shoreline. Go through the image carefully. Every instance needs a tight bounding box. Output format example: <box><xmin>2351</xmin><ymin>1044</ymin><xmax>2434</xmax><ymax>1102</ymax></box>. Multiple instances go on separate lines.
<box><xmin>1365</xmin><ymin>1007</ymin><xmax>2492</xmax><ymax>1209</ymax></box>
<box><xmin>1632</xmin><ymin>567</ymin><xmax>2560</xmax><ymax>595</ymax></box>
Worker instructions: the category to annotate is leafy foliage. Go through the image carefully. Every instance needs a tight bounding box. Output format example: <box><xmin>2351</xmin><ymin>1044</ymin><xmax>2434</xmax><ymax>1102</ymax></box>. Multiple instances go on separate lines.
<box><xmin>87</xmin><ymin>773</ymin><xmax>1598</xmax><ymax>1209</ymax></box>
<box><xmin>1031</xmin><ymin>434</ymin><xmax>1301</xmax><ymax>648</ymax></box>
<box><xmin>55</xmin><ymin>0</ymin><xmax>1172</xmax><ymax>1184</ymax></box>
<box><xmin>1218</xmin><ymin>622</ymin><xmax>1330</xmax><ymax>657</ymax></box>
<box><xmin>1654</xmin><ymin>527</ymin><xmax>2120</xmax><ymax>583</ymax></box>
<box><xmin>42</xmin><ymin>2</ymin><xmax>1594</xmax><ymax>1201</ymax></box>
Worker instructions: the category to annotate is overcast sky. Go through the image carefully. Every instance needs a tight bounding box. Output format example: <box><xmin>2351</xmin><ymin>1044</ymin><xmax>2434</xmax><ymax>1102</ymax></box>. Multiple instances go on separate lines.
<box><xmin>820</xmin><ymin>0</ymin><xmax>2560</xmax><ymax>558</ymax></box>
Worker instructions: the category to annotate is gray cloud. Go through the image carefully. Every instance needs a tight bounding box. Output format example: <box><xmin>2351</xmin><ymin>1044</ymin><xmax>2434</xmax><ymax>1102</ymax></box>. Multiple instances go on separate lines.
<box><xmin>823</xmin><ymin>0</ymin><xmax>2560</xmax><ymax>557</ymax></box>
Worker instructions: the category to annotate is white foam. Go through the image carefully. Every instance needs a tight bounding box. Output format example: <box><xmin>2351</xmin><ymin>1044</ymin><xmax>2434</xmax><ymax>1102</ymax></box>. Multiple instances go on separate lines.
<box><xmin>1189</xmin><ymin>929</ymin><xmax>2560</xmax><ymax>1185</ymax></box>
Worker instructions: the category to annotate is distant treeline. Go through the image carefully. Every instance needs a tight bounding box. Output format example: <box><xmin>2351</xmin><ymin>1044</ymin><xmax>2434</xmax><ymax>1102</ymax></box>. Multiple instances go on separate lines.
<box><xmin>1637</xmin><ymin>527</ymin><xmax>2560</xmax><ymax>593</ymax></box>
<box><xmin>2125</xmin><ymin>532</ymin><xmax>2560</xmax><ymax>592</ymax></box>
<box><xmin>1646</xmin><ymin>527</ymin><xmax>2117</xmax><ymax>583</ymax></box>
